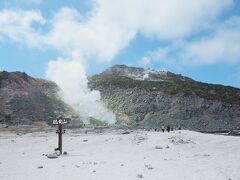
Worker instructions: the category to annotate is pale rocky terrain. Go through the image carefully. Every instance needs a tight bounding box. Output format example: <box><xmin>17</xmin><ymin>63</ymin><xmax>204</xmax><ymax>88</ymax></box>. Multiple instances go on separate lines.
<box><xmin>0</xmin><ymin>130</ymin><xmax>239</xmax><ymax>180</ymax></box>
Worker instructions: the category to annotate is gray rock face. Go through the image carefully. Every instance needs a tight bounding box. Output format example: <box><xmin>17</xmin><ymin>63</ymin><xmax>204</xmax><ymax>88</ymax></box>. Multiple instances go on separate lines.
<box><xmin>0</xmin><ymin>71</ymin><xmax>72</xmax><ymax>125</ymax></box>
<box><xmin>89</xmin><ymin>65</ymin><xmax>240</xmax><ymax>131</ymax></box>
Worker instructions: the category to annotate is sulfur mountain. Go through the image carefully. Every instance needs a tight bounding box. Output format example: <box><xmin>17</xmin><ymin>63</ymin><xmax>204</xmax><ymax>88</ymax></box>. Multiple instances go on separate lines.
<box><xmin>0</xmin><ymin>71</ymin><xmax>72</xmax><ymax>125</ymax></box>
<box><xmin>89</xmin><ymin>65</ymin><xmax>240</xmax><ymax>131</ymax></box>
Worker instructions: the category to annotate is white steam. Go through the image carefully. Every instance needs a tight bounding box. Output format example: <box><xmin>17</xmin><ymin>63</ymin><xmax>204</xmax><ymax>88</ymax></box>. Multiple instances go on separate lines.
<box><xmin>46</xmin><ymin>59</ymin><xmax>116</xmax><ymax>124</ymax></box>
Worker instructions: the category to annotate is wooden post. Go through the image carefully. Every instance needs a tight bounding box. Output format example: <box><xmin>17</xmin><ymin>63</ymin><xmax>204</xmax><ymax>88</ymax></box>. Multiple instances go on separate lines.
<box><xmin>53</xmin><ymin>116</ymin><xmax>69</xmax><ymax>155</ymax></box>
<box><xmin>58</xmin><ymin>123</ymin><xmax>63</xmax><ymax>154</ymax></box>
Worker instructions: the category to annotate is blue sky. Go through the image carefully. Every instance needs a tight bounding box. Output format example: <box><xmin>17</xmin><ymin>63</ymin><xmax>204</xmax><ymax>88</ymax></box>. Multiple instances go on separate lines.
<box><xmin>0</xmin><ymin>0</ymin><xmax>240</xmax><ymax>87</ymax></box>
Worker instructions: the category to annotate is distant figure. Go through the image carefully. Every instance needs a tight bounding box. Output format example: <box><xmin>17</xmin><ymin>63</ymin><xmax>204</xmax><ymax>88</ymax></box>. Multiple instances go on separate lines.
<box><xmin>161</xmin><ymin>124</ymin><xmax>165</xmax><ymax>132</ymax></box>
<box><xmin>166</xmin><ymin>125</ymin><xmax>170</xmax><ymax>133</ymax></box>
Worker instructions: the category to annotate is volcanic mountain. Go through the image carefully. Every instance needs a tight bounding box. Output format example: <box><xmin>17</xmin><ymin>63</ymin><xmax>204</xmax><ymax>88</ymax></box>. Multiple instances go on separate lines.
<box><xmin>89</xmin><ymin>65</ymin><xmax>240</xmax><ymax>131</ymax></box>
<box><xmin>0</xmin><ymin>71</ymin><xmax>71</xmax><ymax>124</ymax></box>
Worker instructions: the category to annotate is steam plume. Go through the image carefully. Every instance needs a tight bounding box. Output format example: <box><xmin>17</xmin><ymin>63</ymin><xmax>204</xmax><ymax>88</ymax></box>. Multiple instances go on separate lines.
<box><xmin>46</xmin><ymin>58</ymin><xmax>116</xmax><ymax>124</ymax></box>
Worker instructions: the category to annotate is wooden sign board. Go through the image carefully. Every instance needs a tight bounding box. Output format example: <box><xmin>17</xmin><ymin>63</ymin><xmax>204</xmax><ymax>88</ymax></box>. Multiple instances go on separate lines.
<box><xmin>52</xmin><ymin>119</ymin><xmax>68</xmax><ymax>125</ymax></box>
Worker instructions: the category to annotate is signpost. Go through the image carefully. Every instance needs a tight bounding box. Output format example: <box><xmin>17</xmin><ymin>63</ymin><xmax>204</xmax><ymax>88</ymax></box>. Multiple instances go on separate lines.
<box><xmin>53</xmin><ymin>116</ymin><xmax>69</xmax><ymax>154</ymax></box>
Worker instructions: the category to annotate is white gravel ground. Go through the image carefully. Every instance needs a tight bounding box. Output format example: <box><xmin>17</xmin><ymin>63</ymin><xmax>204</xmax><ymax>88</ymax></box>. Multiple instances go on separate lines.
<box><xmin>0</xmin><ymin>130</ymin><xmax>239</xmax><ymax>180</ymax></box>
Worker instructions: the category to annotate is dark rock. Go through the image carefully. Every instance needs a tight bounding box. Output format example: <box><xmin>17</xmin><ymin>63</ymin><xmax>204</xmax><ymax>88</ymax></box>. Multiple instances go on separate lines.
<box><xmin>155</xmin><ymin>146</ymin><xmax>163</xmax><ymax>149</ymax></box>
<box><xmin>137</xmin><ymin>174</ymin><xmax>143</xmax><ymax>178</ymax></box>
<box><xmin>145</xmin><ymin>164</ymin><xmax>153</xmax><ymax>170</ymax></box>
<box><xmin>228</xmin><ymin>130</ymin><xmax>240</xmax><ymax>136</ymax></box>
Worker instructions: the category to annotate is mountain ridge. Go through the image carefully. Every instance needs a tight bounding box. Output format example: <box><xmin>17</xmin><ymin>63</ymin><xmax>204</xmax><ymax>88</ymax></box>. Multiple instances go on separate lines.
<box><xmin>0</xmin><ymin>70</ymin><xmax>72</xmax><ymax>124</ymax></box>
<box><xmin>89</xmin><ymin>65</ymin><xmax>240</xmax><ymax>131</ymax></box>
<box><xmin>1</xmin><ymin>66</ymin><xmax>240</xmax><ymax>132</ymax></box>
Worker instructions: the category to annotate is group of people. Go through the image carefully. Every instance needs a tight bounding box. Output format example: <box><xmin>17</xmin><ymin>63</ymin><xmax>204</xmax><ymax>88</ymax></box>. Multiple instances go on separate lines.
<box><xmin>160</xmin><ymin>124</ymin><xmax>171</xmax><ymax>133</ymax></box>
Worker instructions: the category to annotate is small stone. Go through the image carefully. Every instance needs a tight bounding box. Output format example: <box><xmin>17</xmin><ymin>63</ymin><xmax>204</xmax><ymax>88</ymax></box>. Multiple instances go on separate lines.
<box><xmin>75</xmin><ymin>165</ymin><xmax>80</xmax><ymax>168</ymax></box>
<box><xmin>121</xmin><ymin>164</ymin><xmax>124</xmax><ymax>166</ymax></box>
<box><xmin>145</xmin><ymin>164</ymin><xmax>153</xmax><ymax>170</ymax></box>
<box><xmin>155</xmin><ymin>146</ymin><xmax>163</xmax><ymax>149</ymax></box>
<box><xmin>166</xmin><ymin>145</ymin><xmax>170</xmax><ymax>149</ymax></box>
<box><xmin>203</xmin><ymin>154</ymin><xmax>210</xmax><ymax>157</ymax></box>
<box><xmin>83</xmin><ymin>139</ymin><xmax>88</xmax><ymax>142</ymax></box>
<box><xmin>37</xmin><ymin>166</ymin><xmax>43</xmax><ymax>169</ymax></box>
<box><xmin>137</xmin><ymin>174</ymin><xmax>143</xmax><ymax>178</ymax></box>
<box><xmin>63</xmin><ymin>151</ymin><xmax>67</xmax><ymax>155</ymax></box>
<box><xmin>92</xmin><ymin>170</ymin><xmax>96</xmax><ymax>173</ymax></box>
<box><xmin>54</xmin><ymin>150</ymin><xmax>61</xmax><ymax>156</ymax></box>
<box><xmin>47</xmin><ymin>154</ymin><xmax>58</xmax><ymax>159</ymax></box>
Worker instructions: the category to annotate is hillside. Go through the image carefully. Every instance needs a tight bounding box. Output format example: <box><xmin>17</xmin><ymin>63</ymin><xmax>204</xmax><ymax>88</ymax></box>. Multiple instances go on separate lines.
<box><xmin>0</xmin><ymin>71</ymin><xmax>72</xmax><ymax>125</ymax></box>
<box><xmin>89</xmin><ymin>65</ymin><xmax>240</xmax><ymax>131</ymax></box>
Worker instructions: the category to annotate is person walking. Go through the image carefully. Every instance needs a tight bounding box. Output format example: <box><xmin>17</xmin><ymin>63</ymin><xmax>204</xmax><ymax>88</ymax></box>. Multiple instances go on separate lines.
<box><xmin>161</xmin><ymin>124</ymin><xmax>165</xmax><ymax>132</ymax></box>
<box><xmin>166</xmin><ymin>125</ymin><xmax>170</xmax><ymax>133</ymax></box>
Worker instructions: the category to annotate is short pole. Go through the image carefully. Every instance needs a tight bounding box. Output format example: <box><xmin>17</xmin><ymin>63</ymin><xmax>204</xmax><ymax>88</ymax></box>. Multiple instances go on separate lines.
<box><xmin>58</xmin><ymin>124</ymin><xmax>63</xmax><ymax>154</ymax></box>
<box><xmin>53</xmin><ymin>116</ymin><xmax>69</xmax><ymax>155</ymax></box>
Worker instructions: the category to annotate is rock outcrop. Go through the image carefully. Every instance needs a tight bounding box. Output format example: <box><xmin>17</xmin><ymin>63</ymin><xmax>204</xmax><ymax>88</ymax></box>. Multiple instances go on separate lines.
<box><xmin>0</xmin><ymin>71</ymin><xmax>72</xmax><ymax>124</ymax></box>
<box><xmin>89</xmin><ymin>65</ymin><xmax>240</xmax><ymax>131</ymax></box>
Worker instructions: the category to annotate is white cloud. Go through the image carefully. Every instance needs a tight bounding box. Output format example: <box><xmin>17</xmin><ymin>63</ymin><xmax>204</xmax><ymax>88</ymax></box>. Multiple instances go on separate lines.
<box><xmin>183</xmin><ymin>16</ymin><xmax>240</xmax><ymax>65</ymax></box>
<box><xmin>0</xmin><ymin>0</ymin><xmax>234</xmax><ymax>61</ymax></box>
<box><xmin>0</xmin><ymin>9</ymin><xmax>45</xmax><ymax>47</ymax></box>
<box><xmin>141</xmin><ymin>16</ymin><xmax>240</xmax><ymax>67</ymax></box>
<box><xmin>139</xmin><ymin>46</ymin><xmax>180</xmax><ymax>67</ymax></box>
<box><xmin>44</xmin><ymin>7</ymin><xmax>135</xmax><ymax>62</ymax></box>
<box><xmin>42</xmin><ymin>0</ymin><xmax>234</xmax><ymax>64</ymax></box>
<box><xmin>139</xmin><ymin>57</ymin><xmax>151</xmax><ymax>66</ymax></box>
<box><xmin>93</xmin><ymin>0</ymin><xmax>233</xmax><ymax>39</ymax></box>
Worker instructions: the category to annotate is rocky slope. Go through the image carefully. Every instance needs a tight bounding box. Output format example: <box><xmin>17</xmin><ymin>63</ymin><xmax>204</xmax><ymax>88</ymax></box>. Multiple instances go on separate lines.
<box><xmin>89</xmin><ymin>65</ymin><xmax>240</xmax><ymax>131</ymax></box>
<box><xmin>0</xmin><ymin>71</ymin><xmax>71</xmax><ymax>125</ymax></box>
